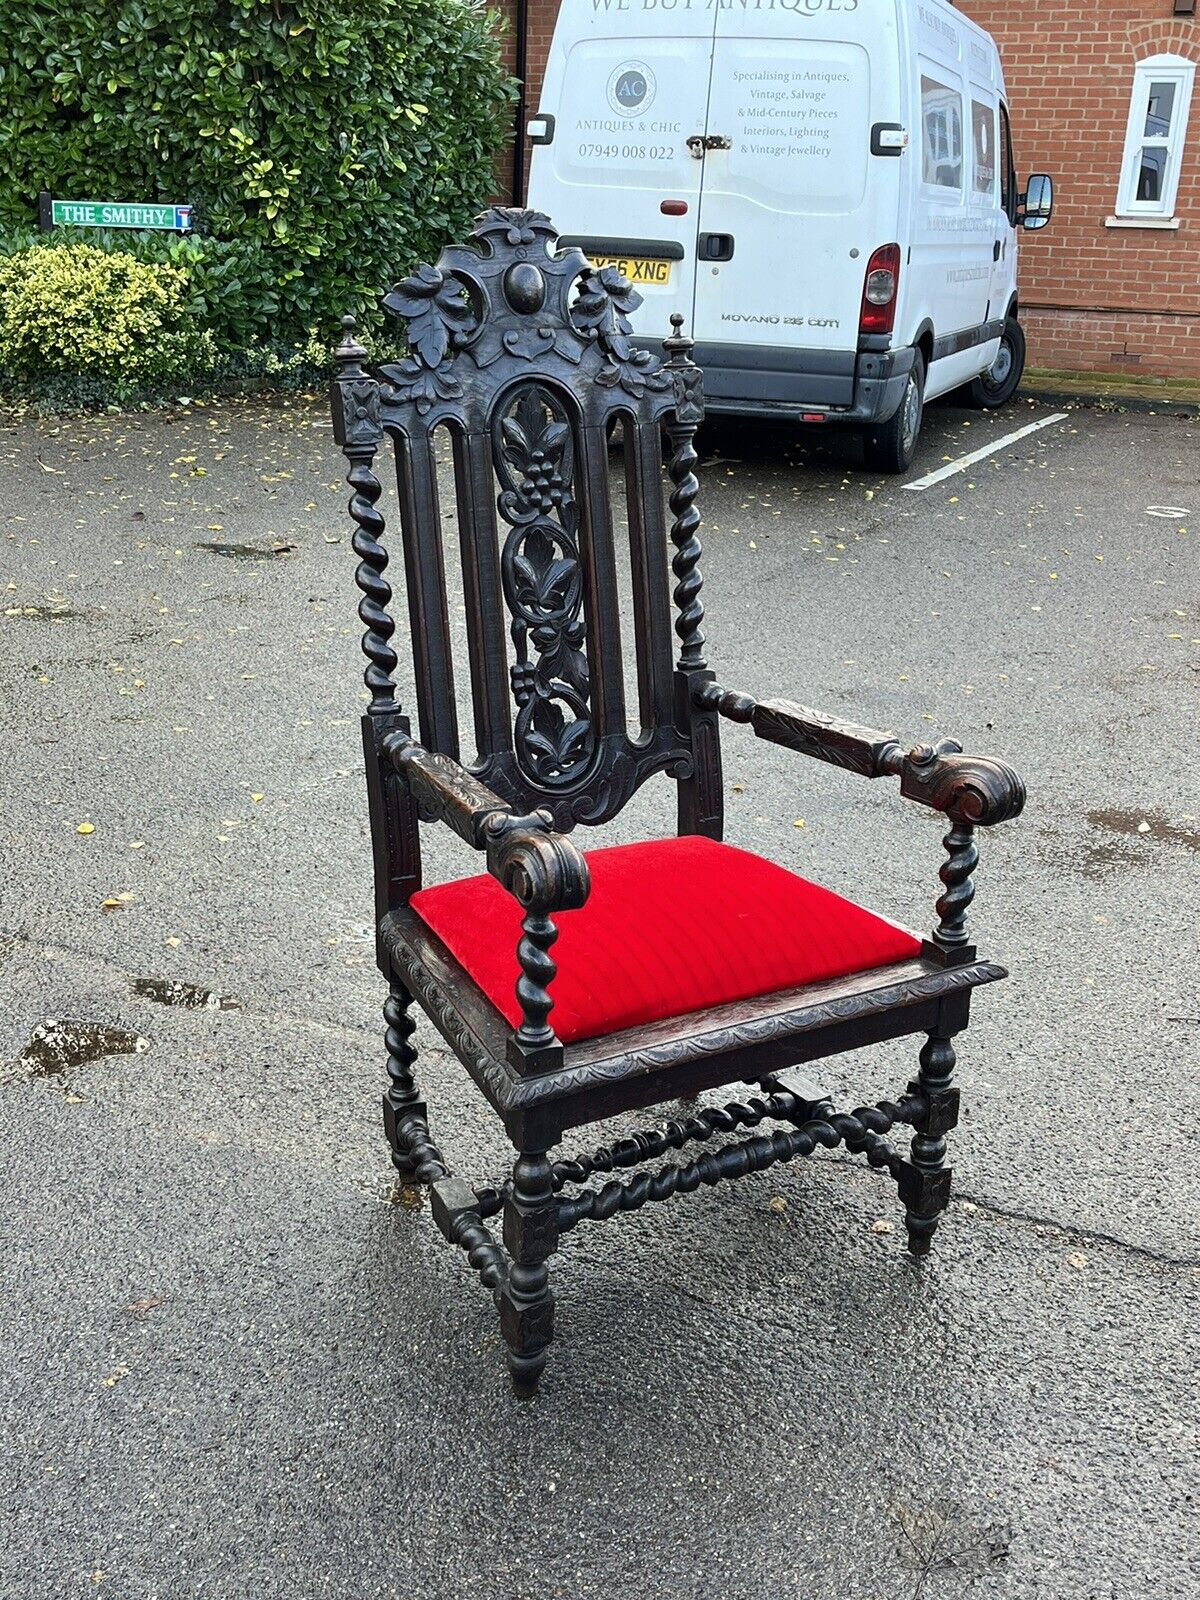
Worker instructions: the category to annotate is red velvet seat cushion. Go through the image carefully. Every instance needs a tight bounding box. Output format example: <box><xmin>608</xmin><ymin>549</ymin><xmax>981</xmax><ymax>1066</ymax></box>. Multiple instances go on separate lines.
<box><xmin>408</xmin><ymin>836</ymin><xmax>921</xmax><ymax>1046</ymax></box>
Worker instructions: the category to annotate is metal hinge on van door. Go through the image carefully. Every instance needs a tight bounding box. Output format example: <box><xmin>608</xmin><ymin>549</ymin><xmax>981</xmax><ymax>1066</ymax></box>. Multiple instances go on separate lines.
<box><xmin>687</xmin><ymin>134</ymin><xmax>732</xmax><ymax>158</ymax></box>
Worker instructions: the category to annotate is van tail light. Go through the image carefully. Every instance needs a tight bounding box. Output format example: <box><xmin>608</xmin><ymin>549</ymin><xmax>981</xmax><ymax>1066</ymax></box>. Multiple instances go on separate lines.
<box><xmin>859</xmin><ymin>243</ymin><xmax>901</xmax><ymax>336</ymax></box>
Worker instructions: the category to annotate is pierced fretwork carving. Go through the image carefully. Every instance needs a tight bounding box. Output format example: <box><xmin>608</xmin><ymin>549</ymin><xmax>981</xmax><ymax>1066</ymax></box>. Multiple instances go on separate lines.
<box><xmin>494</xmin><ymin>385</ymin><xmax>595</xmax><ymax>789</ymax></box>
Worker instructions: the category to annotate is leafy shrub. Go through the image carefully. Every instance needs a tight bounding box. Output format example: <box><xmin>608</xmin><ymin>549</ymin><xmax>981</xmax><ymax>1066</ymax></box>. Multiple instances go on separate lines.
<box><xmin>0</xmin><ymin>240</ymin><xmax>211</xmax><ymax>387</ymax></box>
<box><xmin>0</xmin><ymin>0</ymin><xmax>514</xmax><ymax>348</ymax></box>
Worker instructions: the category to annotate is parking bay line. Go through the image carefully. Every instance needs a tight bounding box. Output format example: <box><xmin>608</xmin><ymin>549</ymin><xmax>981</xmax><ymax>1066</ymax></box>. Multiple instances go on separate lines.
<box><xmin>903</xmin><ymin>412</ymin><xmax>1069</xmax><ymax>492</ymax></box>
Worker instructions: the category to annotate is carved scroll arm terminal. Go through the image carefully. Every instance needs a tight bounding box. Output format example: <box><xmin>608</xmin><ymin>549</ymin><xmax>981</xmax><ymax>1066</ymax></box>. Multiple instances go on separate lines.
<box><xmin>381</xmin><ymin>731</ymin><xmax>590</xmax><ymax>1067</ymax></box>
<box><xmin>692</xmin><ymin>683</ymin><xmax>1025</xmax><ymax>828</ymax></box>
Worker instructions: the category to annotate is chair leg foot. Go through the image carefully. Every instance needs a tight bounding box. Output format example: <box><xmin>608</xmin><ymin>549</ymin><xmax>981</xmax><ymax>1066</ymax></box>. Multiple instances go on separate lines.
<box><xmin>499</xmin><ymin>1151</ymin><xmax>559</xmax><ymax>1397</ymax></box>
<box><xmin>905</xmin><ymin>1213</ymin><xmax>940</xmax><ymax>1259</ymax></box>
<box><xmin>382</xmin><ymin>984</ymin><xmax>432</xmax><ymax>1181</ymax></box>
<box><xmin>899</xmin><ymin>1029</ymin><xmax>960</xmax><ymax>1260</ymax></box>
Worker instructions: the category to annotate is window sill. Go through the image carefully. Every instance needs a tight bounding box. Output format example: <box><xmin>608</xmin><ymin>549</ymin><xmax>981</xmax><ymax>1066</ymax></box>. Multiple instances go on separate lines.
<box><xmin>1105</xmin><ymin>214</ymin><xmax>1181</xmax><ymax>230</ymax></box>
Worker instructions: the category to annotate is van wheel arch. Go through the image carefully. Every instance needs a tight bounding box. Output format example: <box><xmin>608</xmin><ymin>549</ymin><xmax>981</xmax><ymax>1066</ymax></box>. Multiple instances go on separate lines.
<box><xmin>912</xmin><ymin>323</ymin><xmax>935</xmax><ymax>372</ymax></box>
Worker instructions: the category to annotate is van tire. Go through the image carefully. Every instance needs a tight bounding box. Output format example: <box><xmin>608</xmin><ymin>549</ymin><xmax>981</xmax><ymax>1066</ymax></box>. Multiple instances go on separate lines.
<box><xmin>965</xmin><ymin>317</ymin><xmax>1026</xmax><ymax>408</ymax></box>
<box><xmin>863</xmin><ymin>350</ymin><xmax>925</xmax><ymax>475</ymax></box>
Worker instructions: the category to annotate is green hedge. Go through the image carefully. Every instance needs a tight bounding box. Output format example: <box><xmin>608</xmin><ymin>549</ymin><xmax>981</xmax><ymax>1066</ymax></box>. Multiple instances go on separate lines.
<box><xmin>0</xmin><ymin>239</ymin><xmax>211</xmax><ymax>382</ymax></box>
<box><xmin>0</xmin><ymin>0</ymin><xmax>515</xmax><ymax>357</ymax></box>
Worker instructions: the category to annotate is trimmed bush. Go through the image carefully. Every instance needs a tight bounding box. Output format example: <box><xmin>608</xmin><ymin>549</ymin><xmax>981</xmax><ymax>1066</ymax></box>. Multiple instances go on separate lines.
<box><xmin>0</xmin><ymin>240</ymin><xmax>210</xmax><ymax>386</ymax></box>
<box><xmin>0</xmin><ymin>0</ymin><xmax>514</xmax><ymax>351</ymax></box>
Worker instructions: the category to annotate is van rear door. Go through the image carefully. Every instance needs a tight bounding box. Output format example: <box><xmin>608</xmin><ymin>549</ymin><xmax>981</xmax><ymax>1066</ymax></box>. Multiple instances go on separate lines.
<box><xmin>691</xmin><ymin>3</ymin><xmax>901</xmax><ymax>409</ymax></box>
<box><xmin>527</xmin><ymin>0</ymin><xmax>718</xmax><ymax>330</ymax></box>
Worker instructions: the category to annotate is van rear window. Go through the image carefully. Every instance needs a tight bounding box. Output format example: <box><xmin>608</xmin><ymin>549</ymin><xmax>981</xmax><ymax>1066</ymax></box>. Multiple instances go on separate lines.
<box><xmin>921</xmin><ymin>74</ymin><xmax>963</xmax><ymax>191</ymax></box>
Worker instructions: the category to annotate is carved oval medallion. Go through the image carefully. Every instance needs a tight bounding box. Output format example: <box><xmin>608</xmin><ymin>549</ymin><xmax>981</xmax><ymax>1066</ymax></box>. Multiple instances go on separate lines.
<box><xmin>503</xmin><ymin>262</ymin><xmax>546</xmax><ymax>314</ymax></box>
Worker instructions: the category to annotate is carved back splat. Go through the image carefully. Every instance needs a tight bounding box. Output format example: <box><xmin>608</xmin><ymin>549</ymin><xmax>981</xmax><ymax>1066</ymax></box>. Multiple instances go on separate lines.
<box><xmin>332</xmin><ymin>207</ymin><xmax>716</xmax><ymax>835</ymax></box>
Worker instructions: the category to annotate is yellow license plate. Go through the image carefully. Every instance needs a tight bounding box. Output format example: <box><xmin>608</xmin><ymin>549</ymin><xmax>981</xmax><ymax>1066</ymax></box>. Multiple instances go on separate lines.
<box><xmin>590</xmin><ymin>254</ymin><xmax>672</xmax><ymax>286</ymax></box>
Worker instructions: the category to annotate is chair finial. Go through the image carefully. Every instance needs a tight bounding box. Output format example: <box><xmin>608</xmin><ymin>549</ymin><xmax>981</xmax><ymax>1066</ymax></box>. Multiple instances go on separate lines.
<box><xmin>663</xmin><ymin>311</ymin><xmax>693</xmax><ymax>364</ymax></box>
<box><xmin>334</xmin><ymin>312</ymin><xmax>368</xmax><ymax>375</ymax></box>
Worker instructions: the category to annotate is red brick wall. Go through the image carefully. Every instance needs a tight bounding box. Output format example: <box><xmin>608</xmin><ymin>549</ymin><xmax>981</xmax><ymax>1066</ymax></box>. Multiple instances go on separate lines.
<box><xmin>961</xmin><ymin>1</ymin><xmax>1199</xmax><ymax>378</ymax></box>
<box><xmin>497</xmin><ymin>0</ymin><xmax>1199</xmax><ymax>379</ymax></box>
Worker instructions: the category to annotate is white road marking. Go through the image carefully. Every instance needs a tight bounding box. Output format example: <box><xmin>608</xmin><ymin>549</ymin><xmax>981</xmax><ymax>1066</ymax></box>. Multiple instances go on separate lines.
<box><xmin>903</xmin><ymin>411</ymin><xmax>1069</xmax><ymax>492</ymax></box>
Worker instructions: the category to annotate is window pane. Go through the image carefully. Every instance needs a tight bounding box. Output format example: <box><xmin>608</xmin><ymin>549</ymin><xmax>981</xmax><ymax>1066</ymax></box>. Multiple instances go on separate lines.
<box><xmin>922</xmin><ymin>75</ymin><xmax>963</xmax><ymax>189</ymax></box>
<box><xmin>971</xmin><ymin>99</ymin><xmax>996</xmax><ymax>194</ymax></box>
<box><xmin>1136</xmin><ymin>146</ymin><xmax>1166</xmax><ymax>202</ymax></box>
<box><xmin>1144</xmin><ymin>81</ymin><xmax>1176</xmax><ymax>138</ymax></box>
<box><xmin>1000</xmin><ymin>102</ymin><xmax>1014</xmax><ymax>216</ymax></box>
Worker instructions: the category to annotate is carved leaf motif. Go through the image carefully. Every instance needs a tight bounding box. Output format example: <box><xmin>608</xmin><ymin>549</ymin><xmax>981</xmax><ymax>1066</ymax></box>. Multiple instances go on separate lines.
<box><xmin>382</xmin><ymin>263</ymin><xmax>475</xmax><ymax>368</ymax></box>
<box><xmin>473</xmin><ymin>206</ymin><xmax>543</xmax><ymax>247</ymax></box>
<box><xmin>573</xmin><ymin>265</ymin><xmax>643</xmax><ymax>336</ymax></box>
<box><xmin>378</xmin><ymin>354</ymin><xmax>464</xmax><ymax>415</ymax></box>
<box><xmin>539</xmin><ymin>421</ymin><xmax>569</xmax><ymax>464</ymax></box>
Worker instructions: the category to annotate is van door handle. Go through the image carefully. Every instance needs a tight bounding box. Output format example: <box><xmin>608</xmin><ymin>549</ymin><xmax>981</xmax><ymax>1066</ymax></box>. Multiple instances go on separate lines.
<box><xmin>993</xmin><ymin>238</ymin><xmax>1002</xmax><ymax>261</ymax></box>
<box><xmin>698</xmin><ymin>232</ymin><xmax>734</xmax><ymax>262</ymax></box>
<box><xmin>687</xmin><ymin>134</ymin><xmax>732</xmax><ymax>158</ymax></box>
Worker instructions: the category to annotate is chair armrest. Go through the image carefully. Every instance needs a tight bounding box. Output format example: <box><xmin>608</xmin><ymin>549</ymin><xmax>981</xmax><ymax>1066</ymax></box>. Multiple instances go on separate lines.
<box><xmin>695</xmin><ymin>683</ymin><xmax>1024</xmax><ymax>827</ymax></box>
<box><xmin>381</xmin><ymin>731</ymin><xmax>590</xmax><ymax>913</ymax></box>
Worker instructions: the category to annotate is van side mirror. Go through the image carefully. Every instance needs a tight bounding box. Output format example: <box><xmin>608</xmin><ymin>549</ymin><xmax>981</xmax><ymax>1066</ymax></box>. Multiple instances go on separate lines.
<box><xmin>1019</xmin><ymin>174</ymin><xmax>1053</xmax><ymax>230</ymax></box>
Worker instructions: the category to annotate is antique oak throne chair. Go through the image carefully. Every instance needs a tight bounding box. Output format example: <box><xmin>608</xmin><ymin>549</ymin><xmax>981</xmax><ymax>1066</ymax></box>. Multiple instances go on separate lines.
<box><xmin>331</xmin><ymin>208</ymin><xmax>1024</xmax><ymax>1395</ymax></box>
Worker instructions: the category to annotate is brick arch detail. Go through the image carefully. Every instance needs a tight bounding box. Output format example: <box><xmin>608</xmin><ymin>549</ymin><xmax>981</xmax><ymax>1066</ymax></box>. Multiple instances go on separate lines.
<box><xmin>1127</xmin><ymin>23</ymin><xmax>1200</xmax><ymax>64</ymax></box>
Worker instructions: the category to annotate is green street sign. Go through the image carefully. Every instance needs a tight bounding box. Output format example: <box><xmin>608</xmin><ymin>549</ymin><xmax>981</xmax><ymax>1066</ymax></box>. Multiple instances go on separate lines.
<box><xmin>38</xmin><ymin>193</ymin><xmax>192</xmax><ymax>233</ymax></box>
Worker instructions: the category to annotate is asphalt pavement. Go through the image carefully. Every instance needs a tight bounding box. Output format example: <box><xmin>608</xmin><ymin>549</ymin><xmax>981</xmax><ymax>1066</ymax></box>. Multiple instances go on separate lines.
<box><xmin>1</xmin><ymin>390</ymin><xmax>1196</xmax><ymax>1599</ymax></box>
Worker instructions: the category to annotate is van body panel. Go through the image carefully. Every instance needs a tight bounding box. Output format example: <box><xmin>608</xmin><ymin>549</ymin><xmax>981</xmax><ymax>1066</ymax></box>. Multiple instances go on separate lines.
<box><xmin>528</xmin><ymin>0</ymin><xmax>1023</xmax><ymax>428</ymax></box>
<box><xmin>898</xmin><ymin>1</ymin><xmax>1011</xmax><ymax>400</ymax></box>
<box><xmin>693</xmin><ymin>28</ymin><xmax>892</xmax><ymax>358</ymax></box>
<box><xmin>534</xmin><ymin>1</ymin><xmax>719</xmax><ymax>329</ymax></box>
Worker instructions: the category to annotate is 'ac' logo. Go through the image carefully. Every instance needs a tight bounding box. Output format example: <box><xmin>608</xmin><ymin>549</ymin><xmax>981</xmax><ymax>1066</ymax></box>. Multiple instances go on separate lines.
<box><xmin>607</xmin><ymin>62</ymin><xmax>656</xmax><ymax>116</ymax></box>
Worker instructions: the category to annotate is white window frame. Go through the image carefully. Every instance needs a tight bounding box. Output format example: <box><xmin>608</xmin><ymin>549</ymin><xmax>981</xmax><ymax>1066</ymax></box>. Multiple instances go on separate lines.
<box><xmin>1114</xmin><ymin>54</ymin><xmax>1195</xmax><ymax>221</ymax></box>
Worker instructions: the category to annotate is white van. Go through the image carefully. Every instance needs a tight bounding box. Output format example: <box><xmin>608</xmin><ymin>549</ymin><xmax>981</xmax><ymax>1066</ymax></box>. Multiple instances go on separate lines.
<box><xmin>526</xmin><ymin>0</ymin><xmax>1053</xmax><ymax>472</ymax></box>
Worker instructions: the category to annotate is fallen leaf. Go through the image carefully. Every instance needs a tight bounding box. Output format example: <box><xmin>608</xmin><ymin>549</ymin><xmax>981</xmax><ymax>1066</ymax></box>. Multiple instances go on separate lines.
<box><xmin>75</xmin><ymin>822</ymin><xmax>95</xmax><ymax>835</ymax></box>
<box><xmin>125</xmin><ymin>1293</ymin><xmax>168</xmax><ymax>1317</ymax></box>
<box><xmin>250</xmin><ymin>793</ymin><xmax>264</xmax><ymax>803</ymax></box>
<box><xmin>793</xmin><ymin>818</ymin><xmax>805</xmax><ymax>828</ymax></box>
<box><xmin>870</xmin><ymin>1218</ymin><xmax>894</xmax><ymax>1235</ymax></box>
<box><xmin>768</xmin><ymin>1196</ymin><xmax>787</xmax><ymax>1215</ymax></box>
<box><xmin>1067</xmin><ymin>1251</ymin><xmax>1087</xmax><ymax>1269</ymax></box>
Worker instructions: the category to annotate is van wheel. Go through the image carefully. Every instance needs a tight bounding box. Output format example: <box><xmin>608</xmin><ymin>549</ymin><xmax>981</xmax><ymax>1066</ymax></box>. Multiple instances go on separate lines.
<box><xmin>966</xmin><ymin>317</ymin><xmax>1026</xmax><ymax>408</ymax></box>
<box><xmin>863</xmin><ymin>350</ymin><xmax>924</xmax><ymax>475</ymax></box>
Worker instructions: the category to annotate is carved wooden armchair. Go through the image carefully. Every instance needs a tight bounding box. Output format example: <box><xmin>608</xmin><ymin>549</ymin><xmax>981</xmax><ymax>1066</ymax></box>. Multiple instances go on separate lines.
<box><xmin>331</xmin><ymin>208</ymin><xmax>1024</xmax><ymax>1396</ymax></box>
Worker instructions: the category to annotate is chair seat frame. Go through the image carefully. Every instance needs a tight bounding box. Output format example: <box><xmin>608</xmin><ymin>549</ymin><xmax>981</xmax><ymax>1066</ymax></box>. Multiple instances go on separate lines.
<box><xmin>331</xmin><ymin>208</ymin><xmax>1025</xmax><ymax>1395</ymax></box>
